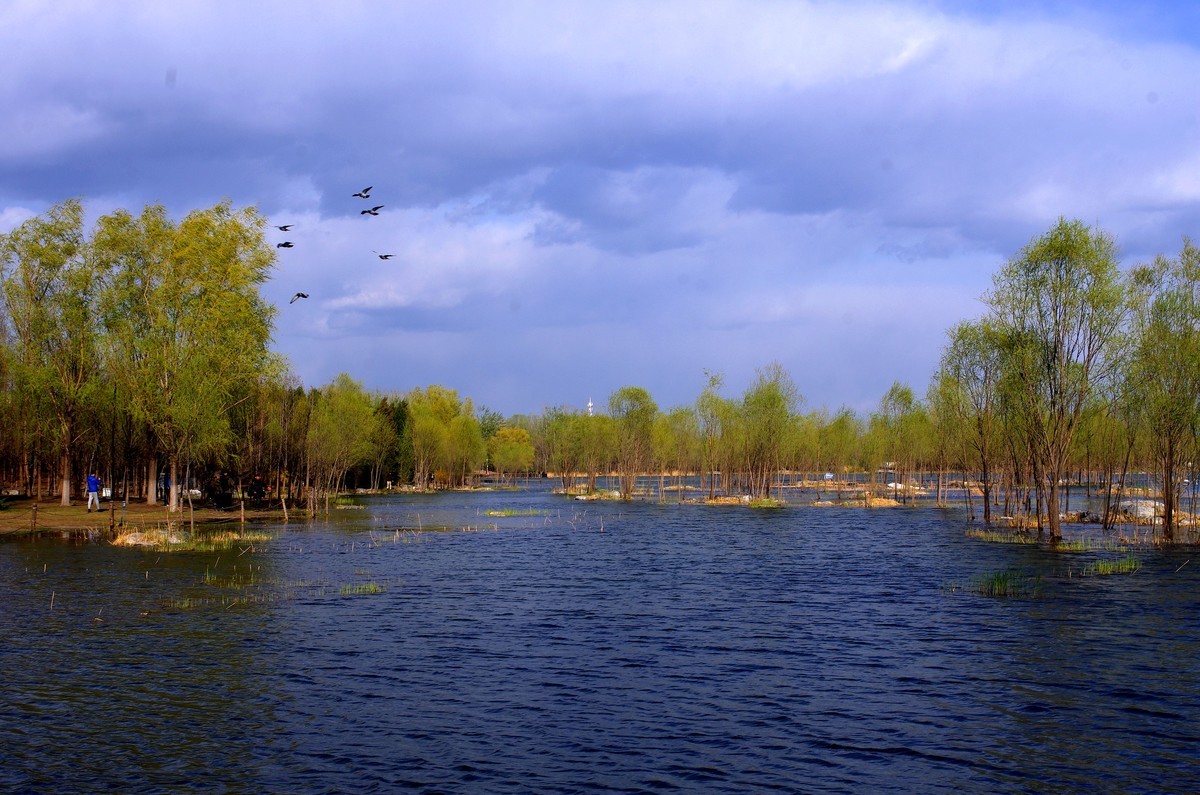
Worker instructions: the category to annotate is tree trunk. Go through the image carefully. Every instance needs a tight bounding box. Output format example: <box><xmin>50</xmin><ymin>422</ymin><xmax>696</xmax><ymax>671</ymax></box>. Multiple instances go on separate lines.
<box><xmin>59</xmin><ymin>441</ymin><xmax>71</xmax><ymax>506</ymax></box>
<box><xmin>1046</xmin><ymin>480</ymin><xmax>1062</xmax><ymax>542</ymax></box>
<box><xmin>169</xmin><ymin>455</ymin><xmax>180</xmax><ymax>512</ymax></box>
<box><xmin>146</xmin><ymin>457</ymin><xmax>159</xmax><ymax>506</ymax></box>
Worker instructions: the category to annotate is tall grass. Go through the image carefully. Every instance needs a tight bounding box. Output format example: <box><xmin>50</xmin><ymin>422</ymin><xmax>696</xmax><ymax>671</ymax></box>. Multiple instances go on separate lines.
<box><xmin>966</xmin><ymin>529</ymin><xmax>1037</xmax><ymax>544</ymax></box>
<box><xmin>1081</xmin><ymin>555</ymin><xmax>1141</xmax><ymax>577</ymax></box>
<box><xmin>944</xmin><ymin>568</ymin><xmax>1043</xmax><ymax>598</ymax></box>
<box><xmin>339</xmin><ymin>581</ymin><xmax>385</xmax><ymax>596</ymax></box>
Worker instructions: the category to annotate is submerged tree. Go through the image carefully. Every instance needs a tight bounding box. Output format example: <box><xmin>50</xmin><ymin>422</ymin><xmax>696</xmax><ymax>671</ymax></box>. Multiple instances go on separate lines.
<box><xmin>1126</xmin><ymin>241</ymin><xmax>1200</xmax><ymax>541</ymax></box>
<box><xmin>741</xmin><ymin>363</ymin><xmax>801</xmax><ymax>499</ymax></box>
<box><xmin>942</xmin><ymin>320</ymin><xmax>1003</xmax><ymax>523</ymax></box>
<box><xmin>609</xmin><ymin>386</ymin><xmax>657</xmax><ymax>499</ymax></box>
<box><xmin>986</xmin><ymin>218</ymin><xmax>1127</xmax><ymax>541</ymax></box>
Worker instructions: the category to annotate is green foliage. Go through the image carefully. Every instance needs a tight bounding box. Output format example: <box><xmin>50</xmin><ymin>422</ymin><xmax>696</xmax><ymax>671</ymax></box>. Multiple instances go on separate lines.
<box><xmin>406</xmin><ymin>385</ymin><xmax>485</xmax><ymax>488</ymax></box>
<box><xmin>306</xmin><ymin>373</ymin><xmax>378</xmax><ymax>498</ymax></box>
<box><xmin>985</xmin><ymin>218</ymin><xmax>1128</xmax><ymax>539</ymax></box>
<box><xmin>741</xmin><ymin>363</ymin><xmax>802</xmax><ymax>498</ymax></box>
<box><xmin>0</xmin><ymin>199</ymin><xmax>103</xmax><ymax>504</ymax></box>
<box><xmin>488</xmin><ymin>426</ymin><xmax>535</xmax><ymax>480</ymax></box>
<box><xmin>95</xmin><ymin>201</ymin><xmax>279</xmax><ymax>509</ymax></box>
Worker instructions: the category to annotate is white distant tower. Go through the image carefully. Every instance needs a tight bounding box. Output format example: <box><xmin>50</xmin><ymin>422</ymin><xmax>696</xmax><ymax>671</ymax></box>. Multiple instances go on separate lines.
<box><xmin>587</xmin><ymin>398</ymin><xmax>593</xmax><ymax>416</ymax></box>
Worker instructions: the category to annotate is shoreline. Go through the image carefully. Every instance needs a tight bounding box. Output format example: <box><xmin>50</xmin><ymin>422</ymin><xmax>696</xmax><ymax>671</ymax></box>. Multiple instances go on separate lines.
<box><xmin>0</xmin><ymin>497</ymin><xmax>287</xmax><ymax>536</ymax></box>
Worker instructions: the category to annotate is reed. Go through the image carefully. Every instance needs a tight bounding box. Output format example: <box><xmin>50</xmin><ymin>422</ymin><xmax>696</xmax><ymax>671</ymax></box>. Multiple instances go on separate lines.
<box><xmin>1054</xmin><ymin>537</ymin><xmax>1125</xmax><ymax>552</ymax></box>
<box><xmin>339</xmin><ymin>581</ymin><xmax>385</xmax><ymax>596</ymax></box>
<box><xmin>484</xmin><ymin>508</ymin><xmax>541</xmax><ymax>517</ymax></box>
<box><xmin>965</xmin><ymin>529</ymin><xmax>1037</xmax><ymax>544</ymax></box>
<box><xmin>945</xmin><ymin>568</ymin><xmax>1043</xmax><ymax>598</ymax></box>
<box><xmin>113</xmin><ymin>526</ymin><xmax>273</xmax><ymax>552</ymax></box>
<box><xmin>1081</xmin><ymin>555</ymin><xmax>1141</xmax><ymax>576</ymax></box>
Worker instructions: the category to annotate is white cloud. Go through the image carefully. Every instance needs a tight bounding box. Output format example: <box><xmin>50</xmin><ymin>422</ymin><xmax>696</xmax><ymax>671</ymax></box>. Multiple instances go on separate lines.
<box><xmin>5</xmin><ymin>1</ymin><xmax>1200</xmax><ymax>412</ymax></box>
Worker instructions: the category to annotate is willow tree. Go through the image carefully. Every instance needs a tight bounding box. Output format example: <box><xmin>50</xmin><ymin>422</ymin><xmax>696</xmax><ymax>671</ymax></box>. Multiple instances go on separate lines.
<box><xmin>0</xmin><ymin>199</ymin><xmax>105</xmax><ymax>505</ymax></box>
<box><xmin>872</xmin><ymin>381</ymin><xmax>923</xmax><ymax>503</ymax></box>
<box><xmin>820</xmin><ymin>407</ymin><xmax>860</xmax><ymax>500</ymax></box>
<box><xmin>445</xmin><ymin>407</ymin><xmax>486</xmax><ymax>488</ymax></box>
<box><xmin>942</xmin><ymin>320</ymin><xmax>1004</xmax><ymax>523</ymax></box>
<box><xmin>544</xmin><ymin>408</ymin><xmax>584</xmax><ymax>491</ymax></box>
<box><xmin>488</xmin><ymin>427</ymin><xmax>535</xmax><ymax>484</ymax></box>
<box><xmin>407</xmin><ymin>385</ymin><xmax>482</xmax><ymax>488</ymax></box>
<box><xmin>1127</xmin><ymin>241</ymin><xmax>1200</xmax><ymax>541</ymax></box>
<box><xmin>609</xmin><ymin>386</ymin><xmax>657</xmax><ymax>499</ymax></box>
<box><xmin>696</xmin><ymin>372</ymin><xmax>731</xmax><ymax>499</ymax></box>
<box><xmin>987</xmin><ymin>218</ymin><xmax>1127</xmax><ymax>541</ymax></box>
<box><xmin>95</xmin><ymin>202</ymin><xmax>278</xmax><ymax>511</ymax></box>
<box><xmin>651</xmin><ymin>405</ymin><xmax>700</xmax><ymax>502</ymax></box>
<box><xmin>306</xmin><ymin>374</ymin><xmax>377</xmax><ymax>511</ymax></box>
<box><xmin>741</xmin><ymin>363</ymin><xmax>800</xmax><ymax>499</ymax></box>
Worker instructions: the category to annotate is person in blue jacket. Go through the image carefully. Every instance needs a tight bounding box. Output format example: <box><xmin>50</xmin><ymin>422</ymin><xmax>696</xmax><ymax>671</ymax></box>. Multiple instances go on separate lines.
<box><xmin>86</xmin><ymin>473</ymin><xmax>102</xmax><ymax>512</ymax></box>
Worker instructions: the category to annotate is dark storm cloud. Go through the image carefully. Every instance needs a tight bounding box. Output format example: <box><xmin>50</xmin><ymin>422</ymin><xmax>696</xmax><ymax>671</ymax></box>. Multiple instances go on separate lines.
<box><xmin>4</xmin><ymin>1</ymin><xmax>1200</xmax><ymax>413</ymax></box>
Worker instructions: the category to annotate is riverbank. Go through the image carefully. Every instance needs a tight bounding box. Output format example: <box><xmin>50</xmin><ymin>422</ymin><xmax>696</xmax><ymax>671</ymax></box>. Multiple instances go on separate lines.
<box><xmin>0</xmin><ymin>497</ymin><xmax>287</xmax><ymax>536</ymax></box>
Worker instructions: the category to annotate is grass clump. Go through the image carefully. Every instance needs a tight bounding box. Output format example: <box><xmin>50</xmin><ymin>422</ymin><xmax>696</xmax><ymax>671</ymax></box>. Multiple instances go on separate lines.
<box><xmin>945</xmin><ymin>567</ymin><xmax>1043</xmax><ymax>598</ymax></box>
<box><xmin>1081</xmin><ymin>554</ymin><xmax>1141</xmax><ymax>577</ymax></box>
<box><xmin>748</xmin><ymin>497</ymin><xmax>786</xmax><ymax>509</ymax></box>
<box><xmin>966</xmin><ymin>529</ymin><xmax>1037</xmax><ymax>544</ymax></box>
<box><xmin>113</xmin><ymin>527</ymin><xmax>272</xmax><ymax>552</ymax></box>
<box><xmin>485</xmin><ymin>508</ymin><xmax>541</xmax><ymax>517</ymax></box>
<box><xmin>339</xmin><ymin>581</ymin><xmax>385</xmax><ymax>596</ymax></box>
<box><xmin>1055</xmin><ymin>537</ymin><xmax>1125</xmax><ymax>552</ymax></box>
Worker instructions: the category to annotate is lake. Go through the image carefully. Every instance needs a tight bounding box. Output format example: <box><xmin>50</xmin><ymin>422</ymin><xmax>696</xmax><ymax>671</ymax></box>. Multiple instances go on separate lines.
<box><xmin>2</xmin><ymin>483</ymin><xmax>1198</xmax><ymax>793</ymax></box>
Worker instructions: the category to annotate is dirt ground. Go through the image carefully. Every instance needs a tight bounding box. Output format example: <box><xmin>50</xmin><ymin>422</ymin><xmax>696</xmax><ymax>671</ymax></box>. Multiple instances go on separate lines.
<box><xmin>0</xmin><ymin>497</ymin><xmax>287</xmax><ymax>535</ymax></box>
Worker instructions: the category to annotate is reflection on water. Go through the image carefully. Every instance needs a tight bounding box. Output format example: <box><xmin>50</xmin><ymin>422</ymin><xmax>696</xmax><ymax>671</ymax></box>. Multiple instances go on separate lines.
<box><xmin>2</xmin><ymin>484</ymin><xmax>1198</xmax><ymax>793</ymax></box>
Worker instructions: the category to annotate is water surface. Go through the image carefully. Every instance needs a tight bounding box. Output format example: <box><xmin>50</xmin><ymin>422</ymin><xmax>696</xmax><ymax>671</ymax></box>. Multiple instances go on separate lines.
<box><xmin>2</xmin><ymin>485</ymin><xmax>1197</xmax><ymax>793</ymax></box>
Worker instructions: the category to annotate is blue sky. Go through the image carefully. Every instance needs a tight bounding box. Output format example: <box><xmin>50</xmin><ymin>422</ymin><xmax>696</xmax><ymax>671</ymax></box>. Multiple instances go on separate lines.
<box><xmin>3</xmin><ymin>0</ymin><xmax>1199</xmax><ymax>416</ymax></box>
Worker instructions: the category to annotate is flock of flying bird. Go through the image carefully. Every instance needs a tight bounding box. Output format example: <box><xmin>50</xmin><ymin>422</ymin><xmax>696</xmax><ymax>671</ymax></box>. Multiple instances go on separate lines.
<box><xmin>275</xmin><ymin>185</ymin><xmax>394</xmax><ymax>305</ymax></box>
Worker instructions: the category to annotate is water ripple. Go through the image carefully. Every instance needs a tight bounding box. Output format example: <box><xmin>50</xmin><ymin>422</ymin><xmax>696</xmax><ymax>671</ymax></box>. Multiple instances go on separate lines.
<box><xmin>3</xmin><ymin>488</ymin><xmax>1200</xmax><ymax>792</ymax></box>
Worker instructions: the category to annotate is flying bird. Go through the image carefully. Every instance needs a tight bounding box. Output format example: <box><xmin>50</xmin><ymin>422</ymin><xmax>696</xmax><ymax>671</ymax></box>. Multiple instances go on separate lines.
<box><xmin>374</xmin><ymin>252</ymin><xmax>395</xmax><ymax>260</ymax></box>
<box><xmin>275</xmin><ymin>224</ymin><xmax>293</xmax><ymax>231</ymax></box>
<box><xmin>353</xmin><ymin>186</ymin><xmax>373</xmax><ymax>198</ymax></box>
<box><xmin>289</xmin><ymin>292</ymin><xmax>309</xmax><ymax>304</ymax></box>
<box><xmin>361</xmin><ymin>205</ymin><xmax>383</xmax><ymax>216</ymax></box>
<box><xmin>277</xmin><ymin>241</ymin><xmax>294</xmax><ymax>248</ymax></box>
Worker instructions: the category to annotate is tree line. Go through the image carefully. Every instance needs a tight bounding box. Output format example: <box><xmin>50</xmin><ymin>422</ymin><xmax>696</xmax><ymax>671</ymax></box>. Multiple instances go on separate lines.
<box><xmin>2</xmin><ymin>205</ymin><xmax>1198</xmax><ymax>540</ymax></box>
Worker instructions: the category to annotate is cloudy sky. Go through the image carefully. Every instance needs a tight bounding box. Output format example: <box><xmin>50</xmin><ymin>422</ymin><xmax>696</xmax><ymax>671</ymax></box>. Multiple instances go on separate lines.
<box><xmin>3</xmin><ymin>1</ymin><xmax>1199</xmax><ymax>416</ymax></box>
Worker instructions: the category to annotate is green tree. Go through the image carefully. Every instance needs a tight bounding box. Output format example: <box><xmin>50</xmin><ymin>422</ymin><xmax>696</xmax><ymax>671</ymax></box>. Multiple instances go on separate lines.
<box><xmin>696</xmin><ymin>371</ymin><xmax>729</xmax><ymax>499</ymax></box>
<box><xmin>306</xmin><ymin>373</ymin><xmax>377</xmax><ymax>511</ymax></box>
<box><xmin>488</xmin><ymin>427</ymin><xmax>535</xmax><ymax>483</ymax></box>
<box><xmin>544</xmin><ymin>407</ymin><xmax>584</xmax><ymax>491</ymax></box>
<box><xmin>820</xmin><ymin>407</ymin><xmax>861</xmax><ymax>500</ymax></box>
<box><xmin>406</xmin><ymin>385</ymin><xmax>479</xmax><ymax>488</ymax></box>
<box><xmin>1127</xmin><ymin>241</ymin><xmax>1200</xmax><ymax>541</ymax></box>
<box><xmin>609</xmin><ymin>386</ymin><xmax>657</xmax><ymax>499</ymax></box>
<box><xmin>987</xmin><ymin>218</ymin><xmax>1128</xmax><ymax>540</ymax></box>
<box><xmin>941</xmin><ymin>320</ymin><xmax>1004</xmax><ymax>522</ymax></box>
<box><xmin>741</xmin><ymin>363</ymin><xmax>801</xmax><ymax>499</ymax></box>
<box><xmin>445</xmin><ymin>406</ymin><xmax>485</xmax><ymax>487</ymax></box>
<box><xmin>0</xmin><ymin>199</ymin><xmax>105</xmax><ymax>505</ymax></box>
<box><xmin>95</xmin><ymin>202</ymin><xmax>279</xmax><ymax>511</ymax></box>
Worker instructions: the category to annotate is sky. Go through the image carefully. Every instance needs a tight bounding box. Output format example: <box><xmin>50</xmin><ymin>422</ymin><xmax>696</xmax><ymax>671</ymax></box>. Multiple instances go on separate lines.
<box><xmin>3</xmin><ymin>0</ymin><xmax>1199</xmax><ymax>417</ymax></box>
